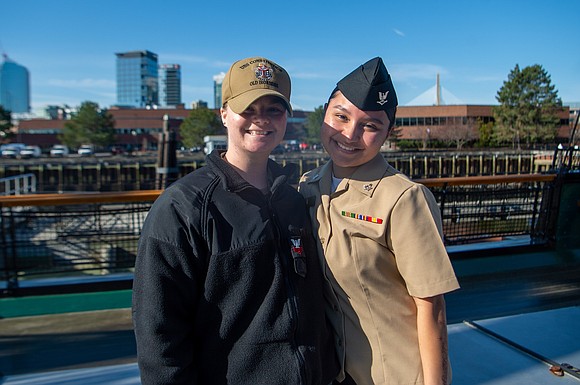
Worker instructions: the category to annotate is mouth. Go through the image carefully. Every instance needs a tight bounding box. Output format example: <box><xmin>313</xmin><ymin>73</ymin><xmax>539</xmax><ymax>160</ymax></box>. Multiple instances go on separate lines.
<box><xmin>335</xmin><ymin>140</ymin><xmax>358</xmax><ymax>152</ymax></box>
<box><xmin>246</xmin><ymin>130</ymin><xmax>272</xmax><ymax>136</ymax></box>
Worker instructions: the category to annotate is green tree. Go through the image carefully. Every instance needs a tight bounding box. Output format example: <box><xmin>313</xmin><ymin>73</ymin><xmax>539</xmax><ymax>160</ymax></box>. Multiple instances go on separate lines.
<box><xmin>477</xmin><ymin>120</ymin><xmax>497</xmax><ymax>148</ymax></box>
<box><xmin>493</xmin><ymin>64</ymin><xmax>562</xmax><ymax>149</ymax></box>
<box><xmin>60</xmin><ymin>101</ymin><xmax>116</xmax><ymax>148</ymax></box>
<box><xmin>179</xmin><ymin>107</ymin><xmax>223</xmax><ymax>149</ymax></box>
<box><xmin>304</xmin><ymin>105</ymin><xmax>325</xmax><ymax>144</ymax></box>
<box><xmin>0</xmin><ymin>105</ymin><xmax>13</xmax><ymax>142</ymax></box>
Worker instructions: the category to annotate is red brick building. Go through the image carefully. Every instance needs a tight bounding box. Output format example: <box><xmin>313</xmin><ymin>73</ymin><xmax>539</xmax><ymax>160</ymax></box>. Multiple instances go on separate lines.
<box><xmin>395</xmin><ymin>104</ymin><xmax>570</xmax><ymax>143</ymax></box>
<box><xmin>13</xmin><ymin>104</ymin><xmax>571</xmax><ymax>150</ymax></box>
<box><xmin>14</xmin><ymin>106</ymin><xmax>309</xmax><ymax>151</ymax></box>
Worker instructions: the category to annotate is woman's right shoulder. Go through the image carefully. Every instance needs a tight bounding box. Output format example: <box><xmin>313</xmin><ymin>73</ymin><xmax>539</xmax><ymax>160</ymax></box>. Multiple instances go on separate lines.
<box><xmin>299</xmin><ymin>166</ymin><xmax>323</xmax><ymax>183</ymax></box>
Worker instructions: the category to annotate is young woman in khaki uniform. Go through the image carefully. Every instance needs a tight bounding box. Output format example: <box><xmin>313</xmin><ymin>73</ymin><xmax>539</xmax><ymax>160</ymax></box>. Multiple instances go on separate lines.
<box><xmin>300</xmin><ymin>57</ymin><xmax>460</xmax><ymax>385</ymax></box>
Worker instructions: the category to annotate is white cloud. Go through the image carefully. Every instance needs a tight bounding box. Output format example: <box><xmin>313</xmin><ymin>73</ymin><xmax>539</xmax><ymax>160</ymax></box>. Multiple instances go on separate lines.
<box><xmin>393</xmin><ymin>28</ymin><xmax>405</xmax><ymax>37</ymax></box>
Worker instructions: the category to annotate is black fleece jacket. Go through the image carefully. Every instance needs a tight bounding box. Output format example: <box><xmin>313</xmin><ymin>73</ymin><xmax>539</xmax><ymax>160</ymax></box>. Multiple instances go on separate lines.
<box><xmin>132</xmin><ymin>150</ymin><xmax>339</xmax><ymax>385</ymax></box>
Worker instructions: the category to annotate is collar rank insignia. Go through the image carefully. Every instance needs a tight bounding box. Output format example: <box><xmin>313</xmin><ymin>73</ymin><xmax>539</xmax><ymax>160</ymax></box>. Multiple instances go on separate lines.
<box><xmin>377</xmin><ymin>91</ymin><xmax>389</xmax><ymax>106</ymax></box>
<box><xmin>341</xmin><ymin>210</ymin><xmax>383</xmax><ymax>224</ymax></box>
<box><xmin>363</xmin><ymin>183</ymin><xmax>373</xmax><ymax>191</ymax></box>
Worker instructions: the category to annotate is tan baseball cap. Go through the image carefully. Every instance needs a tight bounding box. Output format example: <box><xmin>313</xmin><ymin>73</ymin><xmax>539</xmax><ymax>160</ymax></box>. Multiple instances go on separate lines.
<box><xmin>222</xmin><ymin>57</ymin><xmax>292</xmax><ymax>115</ymax></box>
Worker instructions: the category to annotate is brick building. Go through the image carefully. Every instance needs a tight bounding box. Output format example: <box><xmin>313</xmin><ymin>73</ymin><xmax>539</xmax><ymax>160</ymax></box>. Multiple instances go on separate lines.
<box><xmin>14</xmin><ymin>106</ymin><xmax>310</xmax><ymax>151</ymax></box>
<box><xmin>12</xmin><ymin>102</ymin><xmax>571</xmax><ymax>151</ymax></box>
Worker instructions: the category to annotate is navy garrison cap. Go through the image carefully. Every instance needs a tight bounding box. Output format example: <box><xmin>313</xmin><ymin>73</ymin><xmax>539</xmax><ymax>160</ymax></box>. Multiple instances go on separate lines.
<box><xmin>335</xmin><ymin>57</ymin><xmax>398</xmax><ymax>113</ymax></box>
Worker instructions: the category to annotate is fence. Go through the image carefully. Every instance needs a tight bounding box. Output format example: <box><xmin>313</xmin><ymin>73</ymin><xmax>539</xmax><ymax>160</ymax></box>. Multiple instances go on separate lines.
<box><xmin>0</xmin><ymin>174</ymin><xmax>558</xmax><ymax>295</ymax></box>
<box><xmin>0</xmin><ymin>151</ymin><xmax>558</xmax><ymax>193</ymax></box>
<box><xmin>0</xmin><ymin>173</ymin><xmax>37</xmax><ymax>195</ymax></box>
<box><xmin>418</xmin><ymin>174</ymin><xmax>556</xmax><ymax>245</ymax></box>
<box><xmin>0</xmin><ymin>191</ymin><xmax>160</xmax><ymax>293</ymax></box>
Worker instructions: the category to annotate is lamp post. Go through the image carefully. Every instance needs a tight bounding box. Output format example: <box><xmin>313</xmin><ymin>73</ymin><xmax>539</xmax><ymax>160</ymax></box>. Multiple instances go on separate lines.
<box><xmin>155</xmin><ymin>115</ymin><xmax>178</xmax><ymax>189</ymax></box>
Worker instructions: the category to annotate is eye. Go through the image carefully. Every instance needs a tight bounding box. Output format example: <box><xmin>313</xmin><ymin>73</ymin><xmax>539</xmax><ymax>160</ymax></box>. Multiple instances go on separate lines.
<box><xmin>334</xmin><ymin>113</ymin><xmax>348</xmax><ymax>122</ymax></box>
<box><xmin>267</xmin><ymin>105</ymin><xmax>285</xmax><ymax>115</ymax></box>
<box><xmin>363</xmin><ymin>123</ymin><xmax>379</xmax><ymax>131</ymax></box>
<box><xmin>241</xmin><ymin>106</ymin><xmax>256</xmax><ymax>115</ymax></box>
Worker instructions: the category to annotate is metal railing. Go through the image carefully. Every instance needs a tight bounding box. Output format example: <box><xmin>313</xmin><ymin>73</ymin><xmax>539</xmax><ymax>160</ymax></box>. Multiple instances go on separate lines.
<box><xmin>0</xmin><ymin>151</ymin><xmax>561</xmax><ymax>193</ymax></box>
<box><xmin>0</xmin><ymin>191</ymin><xmax>161</xmax><ymax>293</ymax></box>
<box><xmin>417</xmin><ymin>174</ymin><xmax>556</xmax><ymax>245</ymax></box>
<box><xmin>0</xmin><ymin>175</ymin><xmax>558</xmax><ymax>295</ymax></box>
<box><xmin>0</xmin><ymin>173</ymin><xmax>37</xmax><ymax>195</ymax></box>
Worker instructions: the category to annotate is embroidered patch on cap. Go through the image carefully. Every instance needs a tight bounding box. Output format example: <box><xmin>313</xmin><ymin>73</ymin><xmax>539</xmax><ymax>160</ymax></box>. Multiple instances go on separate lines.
<box><xmin>341</xmin><ymin>210</ymin><xmax>383</xmax><ymax>224</ymax></box>
<box><xmin>255</xmin><ymin>63</ymin><xmax>273</xmax><ymax>81</ymax></box>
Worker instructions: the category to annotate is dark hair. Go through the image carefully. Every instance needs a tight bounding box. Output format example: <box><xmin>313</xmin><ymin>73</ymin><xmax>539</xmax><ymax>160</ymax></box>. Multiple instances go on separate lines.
<box><xmin>326</xmin><ymin>89</ymin><xmax>397</xmax><ymax>130</ymax></box>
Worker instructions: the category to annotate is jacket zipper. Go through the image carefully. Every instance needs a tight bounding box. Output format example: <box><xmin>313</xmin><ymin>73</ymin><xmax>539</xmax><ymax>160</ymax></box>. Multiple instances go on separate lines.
<box><xmin>268</xmin><ymin>184</ymin><xmax>307</xmax><ymax>385</ymax></box>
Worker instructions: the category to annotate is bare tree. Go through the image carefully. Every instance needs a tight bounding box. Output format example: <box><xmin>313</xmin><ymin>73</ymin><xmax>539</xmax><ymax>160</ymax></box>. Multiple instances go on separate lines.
<box><xmin>440</xmin><ymin>117</ymin><xmax>478</xmax><ymax>149</ymax></box>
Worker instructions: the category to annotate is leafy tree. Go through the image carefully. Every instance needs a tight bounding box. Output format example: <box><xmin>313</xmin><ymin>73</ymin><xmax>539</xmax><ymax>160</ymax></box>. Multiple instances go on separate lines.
<box><xmin>179</xmin><ymin>107</ymin><xmax>223</xmax><ymax>149</ymax></box>
<box><xmin>304</xmin><ymin>105</ymin><xmax>325</xmax><ymax>144</ymax></box>
<box><xmin>60</xmin><ymin>101</ymin><xmax>116</xmax><ymax>148</ymax></box>
<box><xmin>477</xmin><ymin>120</ymin><xmax>497</xmax><ymax>148</ymax></box>
<box><xmin>493</xmin><ymin>64</ymin><xmax>562</xmax><ymax>149</ymax></box>
<box><xmin>0</xmin><ymin>105</ymin><xmax>13</xmax><ymax>142</ymax></box>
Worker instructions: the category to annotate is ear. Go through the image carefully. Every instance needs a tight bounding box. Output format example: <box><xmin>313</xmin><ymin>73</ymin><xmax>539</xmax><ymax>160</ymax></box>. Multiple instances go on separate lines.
<box><xmin>220</xmin><ymin>107</ymin><xmax>228</xmax><ymax>126</ymax></box>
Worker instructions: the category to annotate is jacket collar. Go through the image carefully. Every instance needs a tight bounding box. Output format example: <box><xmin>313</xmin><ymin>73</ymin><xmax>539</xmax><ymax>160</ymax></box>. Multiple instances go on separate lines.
<box><xmin>207</xmin><ymin>149</ymin><xmax>293</xmax><ymax>192</ymax></box>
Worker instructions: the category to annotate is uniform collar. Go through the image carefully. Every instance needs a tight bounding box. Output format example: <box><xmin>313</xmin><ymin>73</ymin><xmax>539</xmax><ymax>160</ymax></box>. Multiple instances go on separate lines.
<box><xmin>305</xmin><ymin>154</ymin><xmax>389</xmax><ymax>197</ymax></box>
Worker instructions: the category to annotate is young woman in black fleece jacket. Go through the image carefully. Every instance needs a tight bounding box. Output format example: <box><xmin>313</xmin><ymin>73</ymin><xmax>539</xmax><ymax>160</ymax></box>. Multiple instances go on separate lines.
<box><xmin>132</xmin><ymin>56</ymin><xmax>339</xmax><ymax>385</ymax></box>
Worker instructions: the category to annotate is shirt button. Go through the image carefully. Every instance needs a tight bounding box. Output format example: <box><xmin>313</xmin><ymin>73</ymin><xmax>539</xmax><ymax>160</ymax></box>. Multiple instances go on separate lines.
<box><xmin>337</xmin><ymin>338</ymin><xmax>343</xmax><ymax>347</ymax></box>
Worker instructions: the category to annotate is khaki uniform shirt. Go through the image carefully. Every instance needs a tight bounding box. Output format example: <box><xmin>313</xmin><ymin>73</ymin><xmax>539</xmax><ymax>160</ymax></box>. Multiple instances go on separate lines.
<box><xmin>299</xmin><ymin>154</ymin><xmax>459</xmax><ymax>385</ymax></box>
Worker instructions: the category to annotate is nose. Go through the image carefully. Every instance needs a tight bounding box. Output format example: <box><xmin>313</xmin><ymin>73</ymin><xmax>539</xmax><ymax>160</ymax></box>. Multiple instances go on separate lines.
<box><xmin>252</xmin><ymin>109</ymin><xmax>270</xmax><ymax>125</ymax></box>
<box><xmin>341</xmin><ymin>122</ymin><xmax>360</xmax><ymax>142</ymax></box>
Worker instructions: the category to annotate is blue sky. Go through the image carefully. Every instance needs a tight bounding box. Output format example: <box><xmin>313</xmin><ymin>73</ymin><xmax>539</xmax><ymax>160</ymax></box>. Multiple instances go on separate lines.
<box><xmin>2</xmin><ymin>0</ymin><xmax>579</xmax><ymax>114</ymax></box>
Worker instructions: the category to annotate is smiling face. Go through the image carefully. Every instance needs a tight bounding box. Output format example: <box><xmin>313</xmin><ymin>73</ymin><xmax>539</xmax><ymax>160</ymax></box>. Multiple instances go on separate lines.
<box><xmin>221</xmin><ymin>95</ymin><xmax>287</xmax><ymax>160</ymax></box>
<box><xmin>321</xmin><ymin>91</ymin><xmax>392</xmax><ymax>178</ymax></box>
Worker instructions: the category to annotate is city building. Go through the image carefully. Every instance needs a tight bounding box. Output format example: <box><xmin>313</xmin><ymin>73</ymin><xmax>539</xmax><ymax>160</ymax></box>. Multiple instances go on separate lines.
<box><xmin>395</xmin><ymin>105</ymin><xmax>570</xmax><ymax>145</ymax></box>
<box><xmin>115</xmin><ymin>50</ymin><xmax>159</xmax><ymax>108</ymax></box>
<box><xmin>191</xmin><ymin>100</ymin><xmax>208</xmax><ymax>109</ymax></box>
<box><xmin>158</xmin><ymin>64</ymin><xmax>181</xmax><ymax>107</ymax></box>
<box><xmin>11</xmin><ymin>71</ymin><xmax>573</xmax><ymax>151</ymax></box>
<box><xmin>0</xmin><ymin>54</ymin><xmax>30</xmax><ymax>113</ymax></box>
<box><xmin>15</xmin><ymin>107</ymin><xmax>309</xmax><ymax>150</ymax></box>
<box><xmin>213</xmin><ymin>72</ymin><xmax>225</xmax><ymax>109</ymax></box>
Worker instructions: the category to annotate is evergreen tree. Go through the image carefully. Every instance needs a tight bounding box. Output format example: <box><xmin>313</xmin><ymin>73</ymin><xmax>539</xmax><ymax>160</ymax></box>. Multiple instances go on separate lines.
<box><xmin>304</xmin><ymin>105</ymin><xmax>325</xmax><ymax>145</ymax></box>
<box><xmin>477</xmin><ymin>120</ymin><xmax>497</xmax><ymax>148</ymax></box>
<box><xmin>493</xmin><ymin>64</ymin><xmax>561</xmax><ymax>149</ymax></box>
<box><xmin>179</xmin><ymin>107</ymin><xmax>223</xmax><ymax>149</ymax></box>
<box><xmin>0</xmin><ymin>105</ymin><xmax>13</xmax><ymax>141</ymax></box>
<box><xmin>61</xmin><ymin>101</ymin><xmax>116</xmax><ymax>148</ymax></box>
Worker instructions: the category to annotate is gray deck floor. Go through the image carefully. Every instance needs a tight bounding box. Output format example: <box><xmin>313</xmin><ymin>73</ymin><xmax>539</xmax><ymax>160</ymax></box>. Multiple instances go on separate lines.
<box><xmin>1</xmin><ymin>243</ymin><xmax>579</xmax><ymax>384</ymax></box>
<box><xmin>2</xmin><ymin>306</ymin><xmax>579</xmax><ymax>384</ymax></box>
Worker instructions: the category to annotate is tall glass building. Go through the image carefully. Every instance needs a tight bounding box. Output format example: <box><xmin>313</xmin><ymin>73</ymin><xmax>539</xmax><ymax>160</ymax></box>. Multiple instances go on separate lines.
<box><xmin>0</xmin><ymin>54</ymin><xmax>30</xmax><ymax>113</ymax></box>
<box><xmin>115</xmin><ymin>50</ymin><xmax>158</xmax><ymax>108</ymax></box>
<box><xmin>213</xmin><ymin>72</ymin><xmax>225</xmax><ymax>109</ymax></box>
<box><xmin>159</xmin><ymin>64</ymin><xmax>181</xmax><ymax>107</ymax></box>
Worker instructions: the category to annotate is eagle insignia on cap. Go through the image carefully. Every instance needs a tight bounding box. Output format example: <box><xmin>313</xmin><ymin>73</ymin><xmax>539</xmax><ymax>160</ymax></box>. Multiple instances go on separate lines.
<box><xmin>255</xmin><ymin>63</ymin><xmax>273</xmax><ymax>81</ymax></box>
<box><xmin>377</xmin><ymin>91</ymin><xmax>389</xmax><ymax>106</ymax></box>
